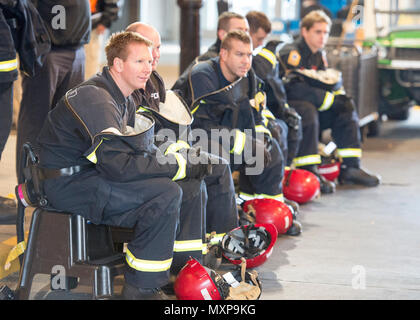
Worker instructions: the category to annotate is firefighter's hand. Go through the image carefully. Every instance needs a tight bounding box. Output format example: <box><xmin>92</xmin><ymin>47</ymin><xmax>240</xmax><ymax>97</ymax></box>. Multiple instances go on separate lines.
<box><xmin>333</xmin><ymin>94</ymin><xmax>356</xmax><ymax>114</ymax></box>
<box><xmin>252</xmin><ymin>138</ymin><xmax>271</xmax><ymax>167</ymax></box>
<box><xmin>283</xmin><ymin>107</ymin><xmax>301</xmax><ymax>130</ymax></box>
<box><xmin>263</xmin><ymin>133</ymin><xmax>273</xmax><ymax>152</ymax></box>
<box><xmin>263</xmin><ymin>146</ymin><xmax>272</xmax><ymax>167</ymax></box>
<box><xmin>184</xmin><ymin>147</ymin><xmax>213</xmax><ymax>180</ymax></box>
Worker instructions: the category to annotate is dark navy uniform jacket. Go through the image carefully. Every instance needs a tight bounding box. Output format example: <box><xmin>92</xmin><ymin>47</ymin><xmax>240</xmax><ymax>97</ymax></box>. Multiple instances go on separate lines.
<box><xmin>187</xmin><ymin>57</ymin><xmax>265</xmax><ymax>139</ymax></box>
<box><xmin>277</xmin><ymin>37</ymin><xmax>343</xmax><ymax>109</ymax></box>
<box><xmin>37</xmin><ymin>67</ymin><xmax>181</xmax><ymax>223</ymax></box>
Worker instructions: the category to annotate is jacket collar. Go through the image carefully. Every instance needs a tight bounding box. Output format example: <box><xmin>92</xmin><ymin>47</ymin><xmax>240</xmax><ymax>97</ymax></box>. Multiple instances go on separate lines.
<box><xmin>102</xmin><ymin>66</ymin><xmax>128</xmax><ymax>106</ymax></box>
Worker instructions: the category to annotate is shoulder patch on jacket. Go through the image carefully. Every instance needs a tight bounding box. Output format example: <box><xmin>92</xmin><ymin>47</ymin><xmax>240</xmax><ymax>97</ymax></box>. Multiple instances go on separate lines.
<box><xmin>287</xmin><ymin>50</ymin><xmax>301</xmax><ymax>67</ymax></box>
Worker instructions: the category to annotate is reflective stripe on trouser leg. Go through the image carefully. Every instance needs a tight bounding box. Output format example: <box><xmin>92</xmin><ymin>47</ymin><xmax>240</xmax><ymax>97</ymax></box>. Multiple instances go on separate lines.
<box><xmin>171</xmin><ymin>179</ymin><xmax>207</xmax><ymax>274</ymax></box>
<box><xmin>99</xmin><ymin>178</ymin><xmax>182</xmax><ymax>289</ymax></box>
<box><xmin>325</xmin><ymin>108</ymin><xmax>362</xmax><ymax>168</ymax></box>
<box><xmin>318</xmin><ymin>92</ymin><xmax>335</xmax><ymax>111</ymax></box>
<box><xmin>238</xmin><ymin>192</ymin><xmax>284</xmax><ymax>202</ymax></box>
<box><xmin>206</xmin><ymin>232</ymin><xmax>226</xmax><ymax>245</ymax></box>
<box><xmin>337</xmin><ymin>148</ymin><xmax>362</xmax><ymax>158</ymax></box>
<box><xmin>126</xmin><ymin>249</ymin><xmax>173</xmax><ymax>272</ymax></box>
<box><xmin>293</xmin><ymin>154</ymin><xmax>321</xmax><ymax>167</ymax></box>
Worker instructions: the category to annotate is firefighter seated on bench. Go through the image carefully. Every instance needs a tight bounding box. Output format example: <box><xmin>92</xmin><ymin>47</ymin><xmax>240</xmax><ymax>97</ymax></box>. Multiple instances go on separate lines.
<box><xmin>127</xmin><ymin>22</ymin><xmax>239</xmax><ymax>239</ymax></box>
<box><xmin>174</xmin><ymin>30</ymin><xmax>287</xmax><ymax>207</ymax></box>
<box><xmin>36</xmin><ymin>31</ymin><xmax>211</xmax><ymax>300</ymax></box>
<box><xmin>277</xmin><ymin>10</ymin><xmax>380</xmax><ymax>187</ymax></box>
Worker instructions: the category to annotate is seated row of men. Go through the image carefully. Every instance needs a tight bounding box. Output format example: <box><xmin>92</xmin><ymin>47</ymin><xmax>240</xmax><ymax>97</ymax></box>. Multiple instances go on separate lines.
<box><xmin>35</xmin><ymin>10</ymin><xmax>380</xmax><ymax>300</ymax></box>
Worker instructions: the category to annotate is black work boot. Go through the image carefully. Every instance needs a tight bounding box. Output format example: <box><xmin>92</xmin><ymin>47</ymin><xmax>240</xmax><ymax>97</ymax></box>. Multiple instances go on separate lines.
<box><xmin>338</xmin><ymin>166</ymin><xmax>381</xmax><ymax>187</ymax></box>
<box><xmin>284</xmin><ymin>198</ymin><xmax>299</xmax><ymax>216</ymax></box>
<box><xmin>304</xmin><ymin>166</ymin><xmax>336</xmax><ymax>194</ymax></box>
<box><xmin>286</xmin><ymin>220</ymin><xmax>302</xmax><ymax>236</ymax></box>
<box><xmin>284</xmin><ymin>200</ymin><xmax>302</xmax><ymax>236</ymax></box>
<box><xmin>121</xmin><ymin>283</ymin><xmax>169</xmax><ymax>300</ymax></box>
<box><xmin>318</xmin><ymin>173</ymin><xmax>336</xmax><ymax>194</ymax></box>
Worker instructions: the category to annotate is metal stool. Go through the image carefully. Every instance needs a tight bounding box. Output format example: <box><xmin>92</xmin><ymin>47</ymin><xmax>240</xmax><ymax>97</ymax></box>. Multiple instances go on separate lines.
<box><xmin>15</xmin><ymin>208</ymin><xmax>127</xmax><ymax>300</ymax></box>
<box><xmin>14</xmin><ymin>143</ymin><xmax>127</xmax><ymax>299</ymax></box>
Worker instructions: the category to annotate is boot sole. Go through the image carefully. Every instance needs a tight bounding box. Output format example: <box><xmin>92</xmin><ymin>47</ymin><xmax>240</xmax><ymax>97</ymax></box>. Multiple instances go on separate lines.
<box><xmin>338</xmin><ymin>178</ymin><xmax>380</xmax><ymax>187</ymax></box>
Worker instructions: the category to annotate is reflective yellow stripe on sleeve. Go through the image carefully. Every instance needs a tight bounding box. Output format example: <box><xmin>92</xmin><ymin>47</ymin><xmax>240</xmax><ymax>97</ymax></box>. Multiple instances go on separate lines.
<box><xmin>126</xmin><ymin>248</ymin><xmax>172</xmax><ymax>272</ymax></box>
<box><xmin>258</xmin><ymin>48</ymin><xmax>277</xmax><ymax>68</ymax></box>
<box><xmin>255</xmin><ymin>125</ymin><xmax>272</xmax><ymax>138</ymax></box>
<box><xmin>261</xmin><ymin>108</ymin><xmax>276</xmax><ymax>120</ymax></box>
<box><xmin>293</xmin><ymin>154</ymin><xmax>322</xmax><ymax>167</ymax></box>
<box><xmin>230</xmin><ymin>130</ymin><xmax>246</xmax><ymax>155</ymax></box>
<box><xmin>164</xmin><ymin>140</ymin><xmax>190</xmax><ymax>156</ymax></box>
<box><xmin>318</xmin><ymin>92</ymin><xmax>335</xmax><ymax>112</ymax></box>
<box><xmin>337</xmin><ymin>148</ymin><xmax>362</xmax><ymax>158</ymax></box>
<box><xmin>172</xmin><ymin>153</ymin><xmax>187</xmax><ymax>181</ymax></box>
<box><xmin>0</xmin><ymin>59</ymin><xmax>18</xmax><ymax>72</ymax></box>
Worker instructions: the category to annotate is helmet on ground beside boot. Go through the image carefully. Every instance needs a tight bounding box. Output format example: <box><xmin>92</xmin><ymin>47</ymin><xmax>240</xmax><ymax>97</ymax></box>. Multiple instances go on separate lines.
<box><xmin>174</xmin><ymin>258</ymin><xmax>228</xmax><ymax>300</ymax></box>
<box><xmin>174</xmin><ymin>258</ymin><xmax>261</xmax><ymax>300</ymax></box>
<box><xmin>318</xmin><ymin>142</ymin><xmax>341</xmax><ymax>182</ymax></box>
<box><xmin>283</xmin><ymin>168</ymin><xmax>320</xmax><ymax>204</ymax></box>
<box><xmin>220</xmin><ymin>223</ymin><xmax>277</xmax><ymax>268</ymax></box>
<box><xmin>318</xmin><ymin>162</ymin><xmax>341</xmax><ymax>182</ymax></box>
<box><xmin>242</xmin><ymin>198</ymin><xmax>293</xmax><ymax>234</ymax></box>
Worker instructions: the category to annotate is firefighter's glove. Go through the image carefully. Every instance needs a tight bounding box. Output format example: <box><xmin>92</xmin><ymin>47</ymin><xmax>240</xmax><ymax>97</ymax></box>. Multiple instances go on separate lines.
<box><xmin>183</xmin><ymin>147</ymin><xmax>213</xmax><ymax>180</ymax></box>
<box><xmin>266</xmin><ymin>121</ymin><xmax>282</xmax><ymax>145</ymax></box>
<box><xmin>263</xmin><ymin>133</ymin><xmax>273</xmax><ymax>152</ymax></box>
<box><xmin>252</xmin><ymin>138</ymin><xmax>271</xmax><ymax>168</ymax></box>
<box><xmin>333</xmin><ymin>94</ymin><xmax>356</xmax><ymax>114</ymax></box>
<box><xmin>283</xmin><ymin>106</ymin><xmax>301</xmax><ymax>130</ymax></box>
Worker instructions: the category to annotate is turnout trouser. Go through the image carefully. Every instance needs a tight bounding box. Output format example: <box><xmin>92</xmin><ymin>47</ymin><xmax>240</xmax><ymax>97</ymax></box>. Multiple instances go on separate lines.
<box><xmin>203</xmin><ymin>156</ymin><xmax>239</xmax><ymax>235</ymax></box>
<box><xmin>170</xmin><ymin>178</ymin><xmax>207</xmax><ymax>275</ymax></box>
<box><xmin>289</xmin><ymin>99</ymin><xmax>362</xmax><ymax>169</ymax></box>
<box><xmin>43</xmin><ymin>171</ymin><xmax>206</xmax><ymax>289</ymax></box>
<box><xmin>288</xmin><ymin>100</ymin><xmax>320</xmax><ymax>169</ymax></box>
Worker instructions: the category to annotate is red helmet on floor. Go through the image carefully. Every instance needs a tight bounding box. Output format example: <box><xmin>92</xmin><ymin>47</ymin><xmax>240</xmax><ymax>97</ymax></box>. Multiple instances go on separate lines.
<box><xmin>220</xmin><ymin>223</ymin><xmax>277</xmax><ymax>268</ymax></box>
<box><xmin>242</xmin><ymin>198</ymin><xmax>293</xmax><ymax>234</ymax></box>
<box><xmin>283</xmin><ymin>168</ymin><xmax>320</xmax><ymax>204</ymax></box>
<box><xmin>174</xmin><ymin>258</ymin><xmax>227</xmax><ymax>300</ymax></box>
<box><xmin>174</xmin><ymin>258</ymin><xmax>262</xmax><ymax>300</ymax></box>
<box><xmin>318</xmin><ymin>162</ymin><xmax>341</xmax><ymax>182</ymax></box>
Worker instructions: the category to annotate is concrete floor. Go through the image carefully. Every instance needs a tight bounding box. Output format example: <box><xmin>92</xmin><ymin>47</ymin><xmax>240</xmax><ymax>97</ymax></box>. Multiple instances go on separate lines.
<box><xmin>1</xmin><ymin>107</ymin><xmax>420</xmax><ymax>300</ymax></box>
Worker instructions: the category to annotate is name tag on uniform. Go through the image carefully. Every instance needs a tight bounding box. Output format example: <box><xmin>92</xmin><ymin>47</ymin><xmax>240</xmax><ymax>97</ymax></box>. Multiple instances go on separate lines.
<box><xmin>288</xmin><ymin>50</ymin><xmax>301</xmax><ymax>67</ymax></box>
